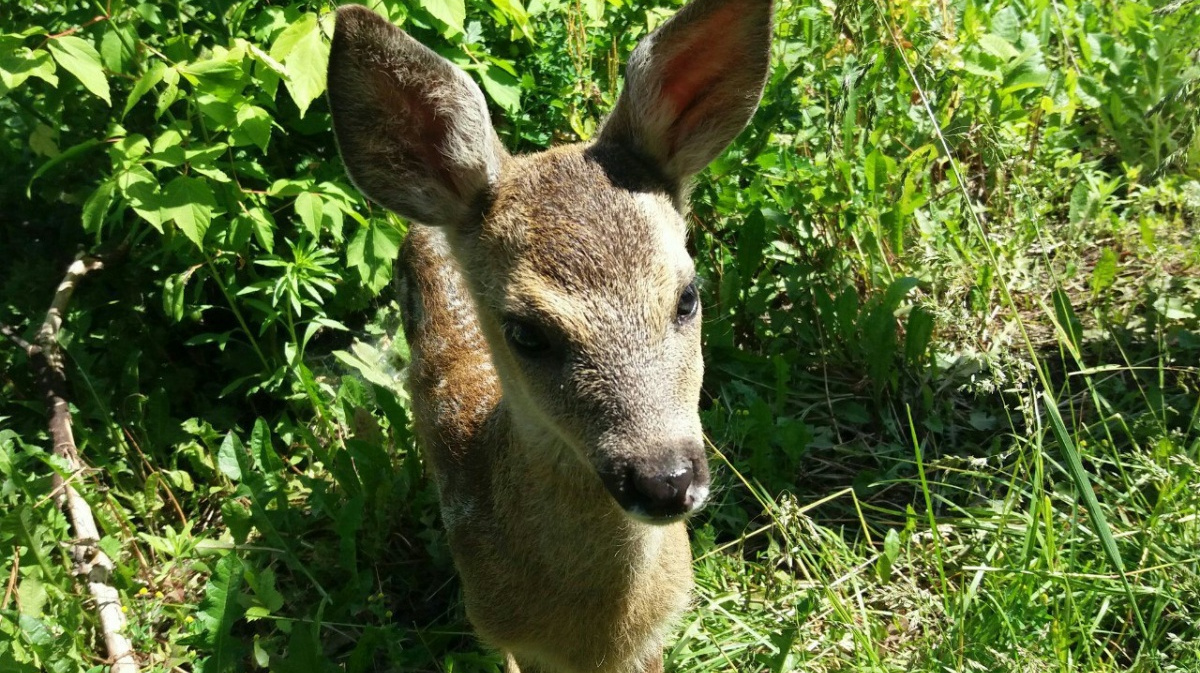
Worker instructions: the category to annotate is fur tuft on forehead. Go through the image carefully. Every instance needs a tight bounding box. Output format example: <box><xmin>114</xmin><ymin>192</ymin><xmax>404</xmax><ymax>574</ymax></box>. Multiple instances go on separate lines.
<box><xmin>475</xmin><ymin>145</ymin><xmax>688</xmax><ymax>295</ymax></box>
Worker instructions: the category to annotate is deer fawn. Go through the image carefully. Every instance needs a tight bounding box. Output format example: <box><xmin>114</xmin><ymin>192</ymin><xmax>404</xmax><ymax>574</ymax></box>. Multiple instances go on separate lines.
<box><xmin>328</xmin><ymin>0</ymin><xmax>771</xmax><ymax>669</ymax></box>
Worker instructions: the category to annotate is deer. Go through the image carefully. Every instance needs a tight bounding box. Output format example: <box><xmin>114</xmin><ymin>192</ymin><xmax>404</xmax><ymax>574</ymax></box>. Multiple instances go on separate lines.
<box><xmin>327</xmin><ymin>0</ymin><xmax>772</xmax><ymax>669</ymax></box>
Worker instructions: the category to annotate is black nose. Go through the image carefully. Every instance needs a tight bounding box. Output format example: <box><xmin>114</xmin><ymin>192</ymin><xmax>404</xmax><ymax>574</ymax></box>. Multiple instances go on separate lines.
<box><xmin>600</xmin><ymin>454</ymin><xmax>708</xmax><ymax>522</ymax></box>
<box><xmin>631</xmin><ymin>466</ymin><xmax>694</xmax><ymax>517</ymax></box>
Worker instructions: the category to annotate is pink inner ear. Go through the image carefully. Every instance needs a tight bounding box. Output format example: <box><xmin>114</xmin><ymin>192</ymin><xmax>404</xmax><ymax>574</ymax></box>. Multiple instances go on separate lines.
<box><xmin>658</xmin><ymin>2</ymin><xmax>749</xmax><ymax>119</ymax></box>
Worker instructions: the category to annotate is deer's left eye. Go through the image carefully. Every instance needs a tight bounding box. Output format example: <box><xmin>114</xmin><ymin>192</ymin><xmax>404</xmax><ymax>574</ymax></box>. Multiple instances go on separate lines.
<box><xmin>676</xmin><ymin>281</ymin><xmax>698</xmax><ymax>321</ymax></box>
<box><xmin>504</xmin><ymin>318</ymin><xmax>553</xmax><ymax>358</ymax></box>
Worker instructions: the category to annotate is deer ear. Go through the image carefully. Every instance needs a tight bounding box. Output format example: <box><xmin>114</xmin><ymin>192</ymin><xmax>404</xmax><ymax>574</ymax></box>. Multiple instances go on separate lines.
<box><xmin>597</xmin><ymin>0</ymin><xmax>772</xmax><ymax>188</ymax></box>
<box><xmin>327</xmin><ymin>5</ymin><xmax>506</xmax><ymax>228</ymax></box>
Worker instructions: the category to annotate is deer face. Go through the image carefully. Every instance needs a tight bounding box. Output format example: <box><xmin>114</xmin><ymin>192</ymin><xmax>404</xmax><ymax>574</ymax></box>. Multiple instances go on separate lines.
<box><xmin>448</xmin><ymin>145</ymin><xmax>707</xmax><ymax>521</ymax></box>
<box><xmin>328</xmin><ymin>0</ymin><xmax>772</xmax><ymax>522</ymax></box>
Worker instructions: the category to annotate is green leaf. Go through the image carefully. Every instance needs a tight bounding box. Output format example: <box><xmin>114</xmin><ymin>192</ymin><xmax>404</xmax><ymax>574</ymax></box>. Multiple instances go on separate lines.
<box><xmin>159</xmin><ymin>177</ymin><xmax>217</xmax><ymax>248</ymax></box>
<box><xmin>123</xmin><ymin>61</ymin><xmax>166</xmax><ymax>118</ymax></box>
<box><xmin>81</xmin><ymin>180</ymin><xmax>117</xmax><ymax>235</ymax></box>
<box><xmin>242</xmin><ymin>207</ymin><xmax>276</xmax><ymax>250</ymax></box>
<box><xmin>421</xmin><ymin>0</ymin><xmax>466</xmax><ymax>35</ymax></box>
<box><xmin>346</xmin><ymin>222</ymin><xmax>403</xmax><ymax>293</ymax></box>
<box><xmin>1043</xmin><ymin>392</ymin><xmax>1148</xmax><ymax>640</ymax></box>
<box><xmin>489</xmin><ymin>0</ymin><xmax>534</xmax><ymax>39</ymax></box>
<box><xmin>27</xmin><ymin>138</ymin><xmax>103</xmax><ymax>196</ymax></box>
<box><xmin>0</xmin><ymin>44</ymin><xmax>57</xmax><ymax>93</ymax></box>
<box><xmin>294</xmin><ymin>192</ymin><xmax>324</xmax><ymax>238</ymax></box>
<box><xmin>883</xmin><ymin>528</ymin><xmax>901</xmax><ymax>562</ymax></box>
<box><xmin>230</xmin><ymin>105</ymin><xmax>272</xmax><ymax>151</ymax></box>
<box><xmin>977</xmin><ymin>34</ymin><xmax>1019</xmax><ymax>61</ymax></box>
<box><xmin>271</xmin><ymin>14</ymin><xmax>328</xmax><ymax>118</ymax></box>
<box><xmin>196</xmin><ymin>554</ymin><xmax>247</xmax><ymax>673</ymax></box>
<box><xmin>1090</xmin><ymin>247</ymin><xmax>1118</xmax><ymax>295</ymax></box>
<box><xmin>1051</xmin><ymin>289</ymin><xmax>1083</xmax><ymax>351</ymax></box>
<box><xmin>736</xmin><ymin>209</ymin><xmax>766</xmax><ymax>280</ymax></box>
<box><xmin>480</xmin><ymin>62</ymin><xmax>521</xmax><ymax>113</ymax></box>
<box><xmin>46</xmin><ymin>36</ymin><xmax>110</xmax><ymax>104</ymax></box>
<box><xmin>216</xmin><ymin>433</ymin><xmax>243</xmax><ymax>481</ymax></box>
<box><xmin>903</xmin><ymin>304</ymin><xmax>935</xmax><ymax>365</ymax></box>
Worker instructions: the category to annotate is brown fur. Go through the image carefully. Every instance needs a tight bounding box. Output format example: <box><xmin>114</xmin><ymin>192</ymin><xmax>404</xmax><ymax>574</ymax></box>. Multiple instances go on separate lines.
<box><xmin>328</xmin><ymin>1</ymin><xmax>772</xmax><ymax>670</ymax></box>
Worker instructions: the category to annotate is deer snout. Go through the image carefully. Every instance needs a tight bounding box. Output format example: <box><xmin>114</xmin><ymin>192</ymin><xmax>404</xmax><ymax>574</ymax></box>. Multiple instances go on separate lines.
<box><xmin>600</xmin><ymin>443</ymin><xmax>710</xmax><ymax>523</ymax></box>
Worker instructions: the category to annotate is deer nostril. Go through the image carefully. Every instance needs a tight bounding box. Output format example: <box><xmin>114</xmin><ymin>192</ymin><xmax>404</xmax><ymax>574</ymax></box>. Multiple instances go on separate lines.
<box><xmin>631</xmin><ymin>465</ymin><xmax>694</xmax><ymax>517</ymax></box>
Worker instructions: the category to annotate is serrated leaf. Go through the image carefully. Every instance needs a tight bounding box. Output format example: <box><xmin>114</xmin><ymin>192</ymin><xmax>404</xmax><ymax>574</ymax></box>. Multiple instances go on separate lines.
<box><xmin>480</xmin><ymin>62</ymin><xmax>521</xmax><ymax>113</ymax></box>
<box><xmin>421</xmin><ymin>0</ymin><xmax>466</xmax><ymax>35</ymax></box>
<box><xmin>196</xmin><ymin>554</ymin><xmax>246</xmax><ymax>673</ymax></box>
<box><xmin>46</xmin><ymin>36</ymin><xmax>110</xmax><ymax>104</ymax></box>
<box><xmin>159</xmin><ymin>176</ymin><xmax>216</xmax><ymax>248</ymax></box>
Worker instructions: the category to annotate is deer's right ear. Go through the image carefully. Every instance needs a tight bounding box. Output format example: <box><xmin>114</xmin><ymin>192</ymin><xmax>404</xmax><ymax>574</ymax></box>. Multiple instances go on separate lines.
<box><xmin>327</xmin><ymin>5</ymin><xmax>505</xmax><ymax>228</ymax></box>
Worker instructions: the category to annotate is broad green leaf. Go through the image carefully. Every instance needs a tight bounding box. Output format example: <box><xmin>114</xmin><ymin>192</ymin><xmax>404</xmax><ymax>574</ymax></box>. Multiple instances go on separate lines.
<box><xmin>149</xmin><ymin>129</ymin><xmax>186</xmax><ymax>168</ymax></box>
<box><xmin>162</xmin><ymin>271</ymin><xmax>187</xmax><ymax>322</ymax></box>
<box><xmin>100</xmin><ymin>27</ymin><xmax>135</xmax><ymax>73</ymax></box>
<box><xmin>977</xmin><ymin>34</ymin><xmax>1019</xmax><ymax>61</ymax></box>
<box><xmin>294</xmin><ymin>192</ymin><xmax>324</xmax><ymax>238</ymax></box>
<box><xmin>216</xmin><ymin>432</ymin><xmax>243</xmax><ymax>481</ymax></box>
<box><xmin>196</xmin><ymin>553</ymin><xmax>246</xmax><ymax>673</ymax></box>
<box><xmin>243</xmin><ymin>207</ymin><xmax>276</xmax><ymax>250</ymax></box>
<box><xmin>480</xmin><ymin>62</ymin><xmax>521</xmax><ymax>113</ymax></box>
<box><xmin>421</xmin><ymin>0</ymin><xmax>466</xmax><ymax>35</ymax></box>
<box><xmin>490</xmin><ymin>0</ymin><xmax>533</xmax><ymax>39</ymax></box>
<box><xmin>230</xmin><ymin>104</ymin><xmax>272</xmax><ymax>151</ymax></box>
<box><xmin>271</xmin><ymin>14</ymin><xmax>328</xmax><ymax>118</ymax></box>
<box><xmin>582</xmin><ymin>0</ymin><xmax>604</xmax><ymax>21</ymax></box>
<box><xmin>159</xmin><ymin>176</ymin><xmax>217</xmax><ymax>248</ymax></box>
<box><xmin>903</xmin><ymin>305</ymin><xmax>935</xmax><ymax>365</ymax></box>
<box><xmin>0</xmin><ymin>45</ymin><xmax>57</xmax><ymax>93</ymax></box>
<box><xmin>117</xmin><ymin>164</ymin><xmax>164</xmax><ymax>229</ymax></box>
<box><xmin>46</xmin><ymin>35</ymin><xmax>110</xmax><ymax>104</ymax></box>
<box><xmin>346</xmin><ymin>222</ymin><xmax>403</xmax><ymax>293</ymax></box>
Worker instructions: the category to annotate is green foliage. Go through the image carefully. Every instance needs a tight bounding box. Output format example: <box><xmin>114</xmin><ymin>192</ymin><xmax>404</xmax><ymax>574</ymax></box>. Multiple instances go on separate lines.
<box><xmin>2</xmin><ymin>0</ymin><xmax>1199</xmax><ymax>671</ymax></box>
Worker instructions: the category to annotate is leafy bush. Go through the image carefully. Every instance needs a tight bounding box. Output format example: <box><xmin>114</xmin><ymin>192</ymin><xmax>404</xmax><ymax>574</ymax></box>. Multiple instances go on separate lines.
<box><xmin>2</xmin><ymin>0</ymin><xmax>1198</xmax><ymax>671</ymax></box>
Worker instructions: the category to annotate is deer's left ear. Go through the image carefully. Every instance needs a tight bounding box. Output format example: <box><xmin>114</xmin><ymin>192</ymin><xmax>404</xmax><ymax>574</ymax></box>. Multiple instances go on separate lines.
<box><xmin>327</xmin><ymin>5</ymin><xmax>506</xmax><ymax>229</ymax></box>
<box><xmin>596</xmin><ymin>0</ymin><xmax>773</xmax><ymax>189</ymax></box>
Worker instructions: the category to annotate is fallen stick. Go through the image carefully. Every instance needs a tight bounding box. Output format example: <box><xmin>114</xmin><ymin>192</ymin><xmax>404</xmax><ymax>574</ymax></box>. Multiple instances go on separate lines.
<box><xmin>1</xmin><ymin>256</ymin><xmax>140</xmax><ymax>673</ymax></box>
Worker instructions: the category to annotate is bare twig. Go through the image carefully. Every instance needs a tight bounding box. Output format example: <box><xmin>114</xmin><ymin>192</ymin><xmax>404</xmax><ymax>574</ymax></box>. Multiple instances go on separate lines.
<box><xmin>0</xmin><ymin>323</ymin><xmax>34</xmax><ymax>352</ymax></box>
<box><xmin>2</xmin><ymin>547</ymin><xmax>19</xmax><ymax>611</ymax></box>
<box><xmin>20</xmin><ymin>255</ymin><xmax>140</xmax><ymax>673</ymax></box>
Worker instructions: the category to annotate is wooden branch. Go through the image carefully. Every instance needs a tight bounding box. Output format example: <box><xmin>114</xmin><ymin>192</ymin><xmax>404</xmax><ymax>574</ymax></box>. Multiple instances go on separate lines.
<box><xmin>19</xmin><ymin>256</ymin><xmax>140</xmax><ymax>673</ymax></box>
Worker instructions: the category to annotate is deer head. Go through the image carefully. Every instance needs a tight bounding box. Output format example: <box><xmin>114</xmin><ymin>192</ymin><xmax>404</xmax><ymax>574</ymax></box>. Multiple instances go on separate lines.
<box><xmin>328</xmin><ymin>0</ymin><xmax>772</xmax><ymax>522</ymax></box>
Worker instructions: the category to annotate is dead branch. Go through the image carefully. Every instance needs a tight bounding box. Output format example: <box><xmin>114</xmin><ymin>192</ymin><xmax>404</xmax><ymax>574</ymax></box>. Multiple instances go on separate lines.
<box><xmin>6</xmin><ymin>256</ymin><xmax>140</xmax><ymax>673</ymax></box>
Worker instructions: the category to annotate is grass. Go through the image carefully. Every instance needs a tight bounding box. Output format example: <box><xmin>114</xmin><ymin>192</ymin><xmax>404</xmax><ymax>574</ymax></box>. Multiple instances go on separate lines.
<box><xmin>1</xmin><ymin>0</ymin><xmax>1199</xmax><ymax>671</ymax></box>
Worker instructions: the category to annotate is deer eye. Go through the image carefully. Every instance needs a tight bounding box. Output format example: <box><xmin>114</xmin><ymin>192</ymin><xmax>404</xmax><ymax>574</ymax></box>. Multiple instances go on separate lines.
<box><xmin>503</xmin><ymin>318</ymin><xmax>552</xmax><ymax>358</ymax></box>
<box><xmin>676</xmin><ymin>281</ymin><xmax>699</xmax><ymax>321</ymax></box>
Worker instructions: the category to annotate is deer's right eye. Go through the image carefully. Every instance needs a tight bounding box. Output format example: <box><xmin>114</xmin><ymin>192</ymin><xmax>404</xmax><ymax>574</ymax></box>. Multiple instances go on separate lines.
<box><xmin>503</xmin><ymin>319</ymin><xmax>552</xmax><ymax>358</ymax></box>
